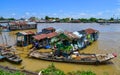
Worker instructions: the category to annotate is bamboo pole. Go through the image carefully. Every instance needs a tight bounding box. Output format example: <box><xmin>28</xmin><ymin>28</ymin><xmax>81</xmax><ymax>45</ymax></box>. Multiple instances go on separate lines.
<box><xmin>1</xmin><ymin>32</ymin><xmax>4</xmax><ymax>44</ymax></box>
<box><xmin>4</xmin><ymin>32</ymin><xmax>8</xmax><ymax>45</ymax></box>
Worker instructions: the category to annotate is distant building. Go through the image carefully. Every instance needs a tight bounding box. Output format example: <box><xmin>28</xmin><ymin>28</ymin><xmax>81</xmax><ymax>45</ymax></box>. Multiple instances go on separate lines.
<box><xmin>9</xmin><ymin>21</ymin><xmax>37</xmax><ymax>31</ymax></box>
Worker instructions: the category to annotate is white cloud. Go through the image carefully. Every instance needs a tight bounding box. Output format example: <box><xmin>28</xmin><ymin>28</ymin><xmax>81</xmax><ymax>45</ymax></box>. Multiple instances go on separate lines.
<box><xmin>79</xmin><ymin>13</ymin><xmax>87</xmax><ymax>16</ymax></box>
<box><xmin>97</xmin><ymin>12</ymin><xmax>103</xmax><ymax>16</ymax></box>
<box><xmin>25</xmin><ymin>12</ymin><xmax>30</xmax><ymax>16</ymax></box>
<box><xmin>11</xmin><ymin>13</ymin><xmax>16</xmax><ymax>16</ymax></box>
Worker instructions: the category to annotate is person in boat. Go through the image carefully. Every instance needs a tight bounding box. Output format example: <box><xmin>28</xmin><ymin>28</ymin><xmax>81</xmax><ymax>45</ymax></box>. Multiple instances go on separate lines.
<box><xmin>31</xmin><ymin>41</ymin><xmax>39</xmax><ymax>49</ymax></box>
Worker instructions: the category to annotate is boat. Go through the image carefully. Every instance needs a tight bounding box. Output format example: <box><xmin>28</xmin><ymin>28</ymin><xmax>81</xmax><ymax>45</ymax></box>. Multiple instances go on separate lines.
<box><xmin>0</xmin><ymin>48</ymin><xmax>22</xmax><ymax>64</ymax></box>
<box><xmin>0</xmin><ymin>55</ymin><xmax>5</xmax><ymax>61</ymax></box>
<box><xmin>28</xmin><ymin>51</ymin><xmax>117</xmax><ymax>65</ymax></box>
<box><xmin>1</xmin><ymin>52</ymin><xmax>22</xmax><ymax>64</ymax></box>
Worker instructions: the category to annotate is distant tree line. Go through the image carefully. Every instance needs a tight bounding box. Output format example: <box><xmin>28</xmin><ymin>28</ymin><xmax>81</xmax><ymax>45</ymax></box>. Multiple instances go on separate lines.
<box><xmin>0</xmin><ymin>16</ymin><xmax>119</xmax><ymax>23</ymax></box>
<box><xmin>0</xmin><ymin>16</ymin><xmax>15</xmax><ymax>21</ymax></box>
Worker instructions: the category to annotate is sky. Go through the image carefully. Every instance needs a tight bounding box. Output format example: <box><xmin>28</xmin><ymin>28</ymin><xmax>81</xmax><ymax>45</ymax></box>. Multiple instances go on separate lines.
<box><xmin>0</xmin><ymin>0</ymin><xmax>120</xmax><ymax>19</ymax></box>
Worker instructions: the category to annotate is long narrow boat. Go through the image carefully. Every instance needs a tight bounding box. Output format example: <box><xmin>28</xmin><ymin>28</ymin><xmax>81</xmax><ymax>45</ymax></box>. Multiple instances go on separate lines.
<box><xmin>2</xmin><ymin>53</ymin><xmax>22</xmax><ymax>64</ymax></box>
<box><xmin>0</xmin><ymin>50</ymin><xmax>22</xmax><ymax>64</ymax></box>
<box><xmin>29</xmin><ymin>51</ymin><xmax>117</xmax><ymax>65</ymax></box>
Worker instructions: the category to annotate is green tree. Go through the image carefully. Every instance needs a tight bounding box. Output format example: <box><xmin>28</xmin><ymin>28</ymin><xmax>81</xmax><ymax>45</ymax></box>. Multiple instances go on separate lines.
<box><xmin>0</xmin><ymin>17</ymin><xmax>5</xmax><ymax>20</ymax></box>
<box><xmin>71</xmin><ymin>18</ymin><xmax>74</xmax><ymax>21</ymax></box>
<box><xmin>7</xmin><ymin>18</ymin><xmax>15</xmax><ymax>20</ymax></box>
<box><xmin>79</xmin><ymin>18</ymin><xmax>88</xmax><ymax>23</ymax></box>
<box><xmin>109</xmin><ymin>17</ymin><xmax>114</xmax><ymax>21</ymax></box>
<box><xmin>63</xmin><ymin>18</ymin><xmax>70</xmax><ymax>22</ymax></box>
<box><xmin>45</xmin><ymin>16</ymin><xmax>50</xmax><ymax>20</ymax></box>
<box><xmin>89</xmin><ymin>17</ymin><xmax>97</xmax><ymax>22</ymax></box>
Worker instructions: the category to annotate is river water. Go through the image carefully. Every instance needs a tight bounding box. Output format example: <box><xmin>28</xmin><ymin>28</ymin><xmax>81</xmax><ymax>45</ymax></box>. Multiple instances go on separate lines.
<box><xmin>0</xmin><ymin>23</ymin><xmax>120</xmax><ymax>75</ymax></box>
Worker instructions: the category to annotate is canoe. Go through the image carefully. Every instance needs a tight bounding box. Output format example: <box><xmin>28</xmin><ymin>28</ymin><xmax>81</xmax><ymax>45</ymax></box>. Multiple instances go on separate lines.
<box><xmin>2</xmin><ymin>52</ymin><xmax>22</xmax><ymax>64</ymax></box>
<box><xmin>29</xmin><ymin>51</ymin><xmax>117</xmax><ymax>65</ymax></box>
<box><xmin>0</xmin><ymin>49</ymin><xmax>22</xmax><ymax>64</ymax></box>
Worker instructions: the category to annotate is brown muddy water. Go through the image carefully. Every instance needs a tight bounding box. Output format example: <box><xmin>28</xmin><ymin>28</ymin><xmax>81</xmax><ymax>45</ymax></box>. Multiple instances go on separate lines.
<box><xmin>0</xmin><ymin>23</ymin><xmax>120</xmax><ymax>75</ymax></box>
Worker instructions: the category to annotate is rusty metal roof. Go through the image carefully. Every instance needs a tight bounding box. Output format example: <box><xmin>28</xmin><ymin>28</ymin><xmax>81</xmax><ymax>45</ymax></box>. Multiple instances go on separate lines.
<box><xmin>9</xmin><ymin>21</ymin><xmax>27</xmax><ymax>25</ymax></box>
<box><xmin>85</xmin><ymin>28</ymin><xmax>98</xmax><ymax>34</ymax></box>
<box><xmin>43</xmin><ymin>27</ymin><xmax>55</xmax><ymax>31</ymax></box>
<box><xmin>47</xmin><ymin>32</ymin><xmax>58</xmax><ymax>38</ymax></box>
<box><xmin>33</xmin><ymin>34</ymin><xmax>47</xmax><ymax>40</ymax></box>
<box><xmin>33</xmin><ymin>32</ymin><xmax>58</xmax><ymax>40</ymax></box>
<box><xmin>17</xmin><ymin>31</ymin><xmax>35</xmax><ymax>35</ymax></box>
<box><xmin>9</xmin><ymin>21</ymin><xmax>36</xmax><ymax>26</ymax></box>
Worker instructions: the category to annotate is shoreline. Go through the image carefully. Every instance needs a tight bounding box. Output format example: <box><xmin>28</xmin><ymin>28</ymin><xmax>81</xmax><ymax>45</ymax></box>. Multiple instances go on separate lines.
<box><xmin>0</xmin><ymin>65</ymin><xmax>38</xmax><ymax>75</ymax></box>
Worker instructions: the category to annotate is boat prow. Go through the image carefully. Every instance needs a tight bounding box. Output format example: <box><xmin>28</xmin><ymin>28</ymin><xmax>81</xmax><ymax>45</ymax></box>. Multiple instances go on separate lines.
<box><xmin>96</xmin><ymin>53</ymin><xmax>117</xmax><ymax>63</ymax></box>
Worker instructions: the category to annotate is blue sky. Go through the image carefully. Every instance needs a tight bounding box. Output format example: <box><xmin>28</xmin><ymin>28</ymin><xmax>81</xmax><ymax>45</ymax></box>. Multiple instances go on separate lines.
<box><xmin>0</xmin><ymin>0</ymin><xmax>120</xmax><ymax>19</ymax></box>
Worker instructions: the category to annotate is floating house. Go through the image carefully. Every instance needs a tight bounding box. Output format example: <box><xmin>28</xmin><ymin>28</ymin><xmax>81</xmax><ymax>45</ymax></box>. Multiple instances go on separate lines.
<box><xmin>51</xmin><ymin>28</ymin><xmax>99</xmax><ymax>57</ymax></box>
<box><xmin>37</xmin><ymin>27</ymin><xmax>56</xmax><ymax>35</ymax></box>
<box><xmin>16</xmin><ymin>31</ymin><xmax>35</xmax><ymax>46</ymax></box>
<box><xmin>84</xmin><ymin>28</ymin><xmax>99</xmax><ymax>44</ymax></box>
<box><xmin>73</xmin><ymin>30</ymin><xmax>87</xmax><ymax>49</ymax></box>
<box><xmin>42</xmin><ymin>27</ymin><xmax>56</xmax><ymax>34</ymax></box>
<box><xmin>52</xmin><ymin>31</ymin><xmax>79</xmax><ymax>56</ymax></box>
<box><xmin>32</xmin><ymin>32</ymin><xmax>58</xmax><ymax>49</ymax></box>
<box><xmin>9</xmin><ymin>21</ymin><xmax>37</xmax><ymax>31</ymax></box>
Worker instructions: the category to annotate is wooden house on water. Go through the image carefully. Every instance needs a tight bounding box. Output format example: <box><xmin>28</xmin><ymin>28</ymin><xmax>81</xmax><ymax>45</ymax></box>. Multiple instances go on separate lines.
<box><xmin>42</xmin><ymin>27</ymin><xmax>56</xmax><ymax>34</ymax></box>
<box><xmin>32</xmin><ymin>32</ymin><xmax>58</xmax><ymax>49</ymax></box>
<box><xmin>52</xmin><ymin>31</ymin><xmax>79</xmax><ymax>55</ymax></box>
<box><xmin>9</xmin><ymin>21</ymin><xmax>37</xmax><ymax>31</ymax></box>
<box><xmin>38</xmin><ymin>27</ymin><xmax>56</xmax><ymax>34</ymax></box>
<box><xmin>73</xmin><ymin>30</ymin><xmax>87</xmax><ymax>49</ymax></box>
<box><xmin>84</xmin><ymin>28</ymin><xmax>99</xmax><ymax>44</ymax></box>
<box><xmin>16</xmin><ymin>31</ymin><xmax>35</xmax><ymax>46</ymax></box>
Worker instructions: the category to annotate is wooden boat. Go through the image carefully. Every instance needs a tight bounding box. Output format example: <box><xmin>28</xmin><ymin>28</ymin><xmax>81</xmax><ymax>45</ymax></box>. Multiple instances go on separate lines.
<box><xmin>0</xmin><ymin>49</ymin><xmax>22</xmax><ymax>64</ymax></box>
<box><xmin>0</xmin><ymin>55</ymin><xmax>5</xmax><ymax>61</ymax></box>
<box><xmin>1</xmin><ymin>52</ymin><xmax>22</xmax><ymax>64</ymax></box>
<box><xmin>28</xmin><ymin>51</ymin><xmax>117</xmax><ymax>65</ymax></box>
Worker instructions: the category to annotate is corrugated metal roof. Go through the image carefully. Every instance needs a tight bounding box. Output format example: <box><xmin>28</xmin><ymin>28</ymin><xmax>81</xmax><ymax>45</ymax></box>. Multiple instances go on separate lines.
<box><xmin>47</xmin><ymin>32</ymin><xmax>58</xmax><ymax>38</ymax></box>
<box><xmin>9</xmin><ymin>21</ymin><xmax>36</xmax><ymax>26</ymax></box>
<box><xmin>33</xmin><ymin>34</ymin><xmax>47</xmax><ymax>40</ymax></box>
<box><xmin>18</xmin><ymin>31</ymin><xmax>35</xmax><ymax>35</ymax></box>
<box><xmin>33</xmin><ymin>32</ymin><xmax>58</xmax><ymax>40</ymax></box>
<box><xmin>43</xmin><ymin>27</ymin><xmax>55</xmax><ymax>31</ymax></box>
<box><xmin>85</xmin><ymin>28</ymin><xmax>98</xmax><ymax>34</ymax></box>
<box><xmin>9</xmin><ymin>21</ymin><xmax>27</xmax><ymax>25</ymax></box>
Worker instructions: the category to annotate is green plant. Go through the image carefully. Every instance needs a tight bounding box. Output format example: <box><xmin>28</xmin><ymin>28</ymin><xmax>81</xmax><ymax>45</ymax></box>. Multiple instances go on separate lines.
<box><xmin>0</xmin><ymin>69</ymin><xmax>26</xmax><ymax>75</ymax></box>
<box><xmin>67</xmin><ymin>70</ymin><xmax>96</xmax><ymax>75</ymax></box>
<box><xmin>41</xmin><ymin>63</ymin><xmax>65</xmax><ymax>75</ymax></box>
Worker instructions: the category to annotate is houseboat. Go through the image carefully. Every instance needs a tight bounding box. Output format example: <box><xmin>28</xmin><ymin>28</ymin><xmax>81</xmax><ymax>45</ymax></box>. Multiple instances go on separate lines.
<box><xmin>38</xmin><ymin>27</ymin><xmax>56</xmax><ymax>34</ymax></box>
<box><xmin>32</xmin><ymin>32</ymin><xmax>58</xmax><ymax>49</ymax></box>
<box><xmin>16</xmin><ymin>31</ymin><xmax>35</xmax><ymax>46</ymax></box>
<box><xmin>9</xmin><ymin>21</ymin><xmax>37</xmax><ymax>31</ymax></box>
<box><xmin>84</xmin><ymin>28</ymin><xmax>99</xmax><ymax>44</ymax></box>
